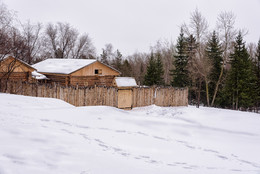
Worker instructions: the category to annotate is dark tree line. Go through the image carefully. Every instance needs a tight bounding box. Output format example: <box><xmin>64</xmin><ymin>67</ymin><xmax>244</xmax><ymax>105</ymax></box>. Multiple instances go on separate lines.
<box><xmin>167</xmin><ymin>10</ymin><xmax>260</xmax><ymax>111</ymax></box>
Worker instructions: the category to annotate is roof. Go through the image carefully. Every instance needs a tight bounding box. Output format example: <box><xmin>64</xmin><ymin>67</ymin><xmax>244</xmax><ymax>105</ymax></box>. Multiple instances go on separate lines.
<box><xmin>114</xmin><ymin>77</ymin><xmax>137</xmax><ymax>87</ymax></box>
<box><xmin>1</xmin><ymin>56</ymin><xmax>36</xmax><ymax>71</ymax></box>
<box><xmin>32</xmin><ymin>58</ymin><xmax>97</xmax><ymax>74</ymax></box>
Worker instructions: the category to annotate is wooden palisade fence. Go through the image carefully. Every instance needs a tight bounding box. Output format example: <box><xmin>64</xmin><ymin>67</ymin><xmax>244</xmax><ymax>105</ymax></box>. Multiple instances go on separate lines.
<box><xmin>0</xmin><ymin>80</ymin><xmax>188</xmax><ymax>108</ymax></box>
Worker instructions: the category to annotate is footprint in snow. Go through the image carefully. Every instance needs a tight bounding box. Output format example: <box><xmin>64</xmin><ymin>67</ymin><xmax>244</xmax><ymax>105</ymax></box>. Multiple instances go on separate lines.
<box><xmin>94</xmin><ymin>139</ymin><xmax>105</xmax><ymax>144</ymax></box>
<box><xmin>76</xmin><ymin>125</ymin><xmax>90</xmax><ymax>129</ymax></box>
<box><xmin>217</xmin><ymin>155</ymin><xmax>228</xmax><ymax>160</ymax></box>
<box><xmin>136</xmin><ymin>132</ymin><xmax>148</xmax><ymax>136</ymax></box>
<box><xmin>80</xmin><ymin>170</ymin><xmax>91</xmax><ymax>174</ymax></box>
<box><xmin>139</xmin><ymin>155</ymin><xmax>150</xmax><ymax>159</ymax></box>
<box><xmin>238</xmin><ymin>159</ymin><xmax>260</xmax><ymax>169</ymax></box>
<box><xmin>149</xmin><ymin>160</ymin><xmax>159</xmax><ymax>164</ymax></box>
<box><xmin>203</xmin><ymin>149</ymin><xmax>219</xmax><ymax>154</ymax></box>
<box><xmin>230</xmin><ymin>169</ymin><xmax>242</xmax><ymax>172</ymax></box>
<box><xmin>112</xmin><ymin>147</ymin><xmax>123</xmax><ymax>152</ymax></box>
<box><xmin>120</xmin><ymin>152</ymin><xmax>130</xmax><ymax>157</ymax></box>
<box><xmin>185</xmin><ymin>144</ymin><xmax>196</xmax><ymax>149</ymax></box>
<box><xmin>61</xmin><ymin>129</ymin><xmax>74</xmax><ymax>134</ymax></box>
<box><xmin>54</xmin><ymin>120</ymin><xmax>72</xmax><ymax>126</ymax></box>
<box><xmin>40</xmin><ymin>119</ymin><xmax>50</xmax><ymax>122</ymax></box>
<box><xmin>3</xmin><ymin>154</ymin><xmax>25</xmax><ymax>165</ymax></box>
<box><xmin>79</xmin><ymin>133</ymin><xmax>91</xmax><ymax>141</ymax></box>
<box><xmin>115</xmin><ymin>130</ymin><xmax>126</xmax><ymax>133</ymax></box>
<box><xmin>153</xmin><ymin>136</ymin><xmax>168</xmax><ymax>141</ymax></box>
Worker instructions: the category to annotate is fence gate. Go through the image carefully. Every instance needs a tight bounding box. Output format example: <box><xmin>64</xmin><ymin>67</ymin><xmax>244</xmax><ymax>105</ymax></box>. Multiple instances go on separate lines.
<box><xmin>117</xmin><ymin>88</ymin><xmax>133</xmax><ymax>109</ymax></box>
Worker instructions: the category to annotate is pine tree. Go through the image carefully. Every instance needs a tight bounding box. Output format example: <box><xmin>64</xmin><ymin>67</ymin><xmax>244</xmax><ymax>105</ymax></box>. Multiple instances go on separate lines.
<box><xmin>144</xmin><ymin>53</ymin><xmax>157</xmax><ymax>86</ymax></box>
<box><xmin>100</xmin><ymin>49</ymin><xmax>109</xmax><ymax>65</ymax></box>
<box><xmin>144</xmin><ymin>52</ymin><xmax>164</xmax><ymax>86</ymax></box>
<box><xmin>225</xmin><ymin>32</ymin><xmax>257</xmax><ymax>110</ymax></box>
<box><xmin>255</xmin><ymin>39</ymin><xmax>260</xmax><ymax>111</ymax></box>
<box><xmin>205</xmin><ymin>31</ymin><xmax>223</xmax><ymax>106</ymax></box>
<box><xmin>112</xmin><ymin>49</ymin><xmax>122</xmax><ymax>71</ymax></box>
<box><xmin>155</xmin><ymin>52</ymin><xmax>164</xmax><ymax>85</ymax></box>
<box><xmin>186</xmin><ymin>34</ymin><xmax>197</xmax><ymax>105</ymax></box>
<box><xmin>171</xmin><ymin>30</ymin><xmax>189</xmax><ymax>87</ymax></box>
<box><xmin>121</xmin><ymin>59</ymin><xmax>132</xmax><ymax>77</ymax></box>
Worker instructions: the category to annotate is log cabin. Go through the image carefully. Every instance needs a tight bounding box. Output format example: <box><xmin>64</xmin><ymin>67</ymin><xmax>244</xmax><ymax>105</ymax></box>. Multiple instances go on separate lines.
<box><xmin>0</xmin><ymin>56</ymin><xmax>36</xmax><ymax>82</ymax></box>
<box><xmin>32</xmin><ymin>58</ymin><xmax>121</xmax><ymax>86</ymax></box>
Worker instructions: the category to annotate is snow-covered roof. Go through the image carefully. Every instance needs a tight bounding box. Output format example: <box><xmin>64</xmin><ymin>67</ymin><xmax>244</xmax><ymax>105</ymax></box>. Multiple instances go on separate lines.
<box><xmin>31</xmin><ymin>71</ymin><xmax>48</xmax><ymax>80</ymax></box>
<box><xmin>32</xmin><ymin>58</ymin><xmax>97</xmax><ymax>74</ymax></box>
<box><xmin>114</xmin><ymin>77</ymin><xmax>137</xmax><ymax>87</ymax></box>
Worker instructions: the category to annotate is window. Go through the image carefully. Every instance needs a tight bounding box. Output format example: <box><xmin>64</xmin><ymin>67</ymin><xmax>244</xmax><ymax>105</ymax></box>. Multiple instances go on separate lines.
<box><xmin>94</xmin><ymin>69</ymin><xmax>102</xmax><ymax>75</ymax></box>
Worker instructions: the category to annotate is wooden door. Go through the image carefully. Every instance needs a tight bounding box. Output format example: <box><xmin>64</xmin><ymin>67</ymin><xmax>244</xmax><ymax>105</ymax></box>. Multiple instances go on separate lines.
<box><xmin>118</xmin><ymin>89</ymin><xmax>132</xmax><ymax>109</ymax></box>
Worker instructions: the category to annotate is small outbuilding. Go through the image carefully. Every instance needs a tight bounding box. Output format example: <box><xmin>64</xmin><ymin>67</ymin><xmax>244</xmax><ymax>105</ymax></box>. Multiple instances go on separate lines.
<box><xmin>0</xmin><ymin>56</ymin><xmax>36</xmax><ymax>82</ymax></box>
<box><xmin>113</xmin><ymin>77</ymin><xmax>137</xmax><ymax>109</ymax></box>
<box><xmin>32</xmin><ymin>58</ymin><xmax>121</xmax><ymax>86</ymax></box>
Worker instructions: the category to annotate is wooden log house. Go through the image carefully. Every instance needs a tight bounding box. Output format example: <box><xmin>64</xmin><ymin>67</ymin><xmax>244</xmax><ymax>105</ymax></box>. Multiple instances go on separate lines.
<box><xmin>0</xmin><ymin>56</ymin><xmax>36</xmax><ymax>82</ymax></box>
<box><xmin>32</xmin><ymin>58</ymin><xmax>121</xmax><ymax>86</ymax></box>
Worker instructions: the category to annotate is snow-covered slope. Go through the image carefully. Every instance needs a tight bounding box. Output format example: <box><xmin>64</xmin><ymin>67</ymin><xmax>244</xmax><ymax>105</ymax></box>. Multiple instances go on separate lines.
<box><xmin>0</xmin><ymin>93</ymin><xmax>259</xmax><ymax>174</ymax></box>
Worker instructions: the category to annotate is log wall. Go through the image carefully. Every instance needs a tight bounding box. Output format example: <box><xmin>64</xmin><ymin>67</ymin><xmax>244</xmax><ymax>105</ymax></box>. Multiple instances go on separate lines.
<box><xmin>0</xmin><ymin>72</ymin><xmax>31</xmax><ymax>82</ymax></box>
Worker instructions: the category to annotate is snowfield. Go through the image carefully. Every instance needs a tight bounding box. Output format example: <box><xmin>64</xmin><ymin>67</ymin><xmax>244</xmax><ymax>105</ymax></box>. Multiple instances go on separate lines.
<box><xmin>0</xmin><ymin>93</ymin><xmax>260</xmax><ymax>174</ymax></box>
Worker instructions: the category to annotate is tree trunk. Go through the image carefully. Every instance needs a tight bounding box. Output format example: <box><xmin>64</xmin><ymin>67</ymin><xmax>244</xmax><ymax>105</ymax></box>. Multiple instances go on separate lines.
<box><xmin>205</xmin><ymin>78</ymin><xmax>210</xmax><ymax>107</ymax></box>
<box><xmin>211</xmin><ymin>65</ymin><xmax>224</xmax><ymax>106</ymax></box>
<box><xmin>196</xmin><ymin>78</ymin><xmax>202</xmax><ymax>108</ymax></box>
<box><xmin>235</xmin><ymin>90</ymin><xmax>239</xmax><ymax>110</ymax></box>
<box><xmin>232</xmin><ymin>93</ymin><xmax>235</xmax><ymax>110</ymax></box>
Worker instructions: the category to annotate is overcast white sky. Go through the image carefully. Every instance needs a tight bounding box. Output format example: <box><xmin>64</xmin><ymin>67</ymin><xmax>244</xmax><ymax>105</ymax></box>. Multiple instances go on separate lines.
<box><xmin>3</xmin><ymin>0</ymin><xmax>260</xmax><ymax>55</ymax></box>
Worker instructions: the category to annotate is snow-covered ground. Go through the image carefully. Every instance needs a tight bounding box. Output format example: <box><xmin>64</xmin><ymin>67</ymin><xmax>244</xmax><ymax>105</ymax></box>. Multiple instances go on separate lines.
<box><xmin>0</xmin><ymin>93</ymin><xmax>260</xmax><ymax>174</ymax></box>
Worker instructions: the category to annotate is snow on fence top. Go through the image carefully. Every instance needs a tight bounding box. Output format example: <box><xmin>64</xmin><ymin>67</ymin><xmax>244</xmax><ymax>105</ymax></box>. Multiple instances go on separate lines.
<box><xmin>115</xmin><ymin>77</ymin><xmax>137</xmax><ymax>87</ymax></box>
<box><xmin>32</xmin><ymin>58</ymin><xmax>97</xmax><ymax>74</ymax></box>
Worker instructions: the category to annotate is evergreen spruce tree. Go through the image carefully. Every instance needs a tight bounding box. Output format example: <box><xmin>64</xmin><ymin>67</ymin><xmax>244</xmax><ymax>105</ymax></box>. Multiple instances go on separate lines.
<box><xmin>225</xmin><ymin>32</ymin><xmax>257</xmax><ymax>110</ymax></box>
<box><xmin>255</xmin><ymin>39</ymin><xmax>260</xmax><ymax>110</ymax></box>
<box><xmin>144</xmin><ymin>52</ymin><xmax>165</xmax><ymax>86</ymax></box>
<box><xmin>186</xmin><ymin>34</ymin><xmax>197</xmax><ymax>104</ymax></box>
<box><xmin>205</xmin><ymin>31</ymin><xmax>223</xmax><ymax>106</ymax></box>
<box><xmin>155</xmin><ymin>53</ymin><xmax>164</xmax><ymax>85</ymax></box>
<box><xmin>171</xmin><ymin>30</ymin><xmax>189</xmax><ymax>87</ymax></box>
<box><xmin>121</xmin><ymin>59</ymin><xmax>132</xmax><ymax>77</ymax></box>
<box><xmin>113</xmin><ymin>49</ymin><xmax>123</xmax><ymax>71</ymax></box>
<box><xmin>144</xmin><ymin>53</ymin><xmax>157</xmax><ymax>86</ymax></box>
<box><xmin>100</xmin><ymin>49</ymin><xmax>109</xmax><ymax>65</ymax></box>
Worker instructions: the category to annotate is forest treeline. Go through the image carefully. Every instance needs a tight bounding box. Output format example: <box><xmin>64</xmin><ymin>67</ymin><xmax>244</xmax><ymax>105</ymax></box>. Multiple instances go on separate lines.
<box><xmin>0</xmin><ymin>3</ymin><xmax>259</xmax><ymax>111</ymax></box>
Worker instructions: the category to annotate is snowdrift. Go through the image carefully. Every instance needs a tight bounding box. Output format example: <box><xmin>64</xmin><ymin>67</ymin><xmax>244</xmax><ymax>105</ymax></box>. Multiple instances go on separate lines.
<box><xmin>0</xmin><ymin>93</ymin><xmax>259</xmax><ymax>174</ymax></box>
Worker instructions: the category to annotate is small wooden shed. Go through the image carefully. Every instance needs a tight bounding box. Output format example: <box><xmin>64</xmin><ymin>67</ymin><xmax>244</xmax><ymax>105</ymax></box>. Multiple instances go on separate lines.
<box><xmin>33</xmin><ymin>58</ymin><xmax>120</xmax><ymax>86</ymax></box>
<box><xmin>0</xmin><ymin>56</ymin><xmax>36</xmax><ymax>82</ymax></box>
<box><xmin>113</xmin><ymin>77</ymin><xmax>137</xmax><ymax>109</ymax></box>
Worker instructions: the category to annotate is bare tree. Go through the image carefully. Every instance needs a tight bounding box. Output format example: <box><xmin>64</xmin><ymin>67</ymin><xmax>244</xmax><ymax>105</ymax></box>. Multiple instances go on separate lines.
<box><xmin>72</xmin><ymin>34</ymin><xmax>96</xmax><ymax>59</ymax></box>
<box><xmin>208</xmin><ymin>11</ymin><xmax>238</xmax><ymax>106</ymax></box>
<box><xmin>247</xmin><ymin>42</ymin><xmax>256</xmax><ymax>61</ymax></box>
<box><xmin>8</xmin><ymin>27</ymin><xmax>29</xmax><ymax>60</ymax></box>
<box><xmin>100</xmin><ymin>43</ymin><xmax>115</xmax><ymax>64</ymax></box>
<box><xmin>0</xmin><ymin>2</ymin><xmax>14</xmax><ymax>60</ymax></box>
<box><xmin>182</xmin><ymin>8</ymin><xmax>209</xmax><ymax>44</ymax></box>
<box><xmin>127</xmin><ymin>52</ymin><xmax>148</xmax><ymax>85</ymax></box>
<box><xmin>21</xmin><ymin>21</ymin><xmax>42</xmax><ymax>64</ymax></box>
<box><xmin>45</xmin><ymin>22</ymin><xmax>78</xmax><ymax>58</ymax></box>
<box><xmin>217</xmin><ymin>11</ymin><xmax>237</xmax><ymax>65</ymax></box>
<box><xmin>182</xmin><ymin>9</ymin><xmax>211</xmax><ymax>107</ymax></box>
<box><xmin>44</xmin><ymin>22</ymin><xmax>96</xmax><ymax>59</ymax></box>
